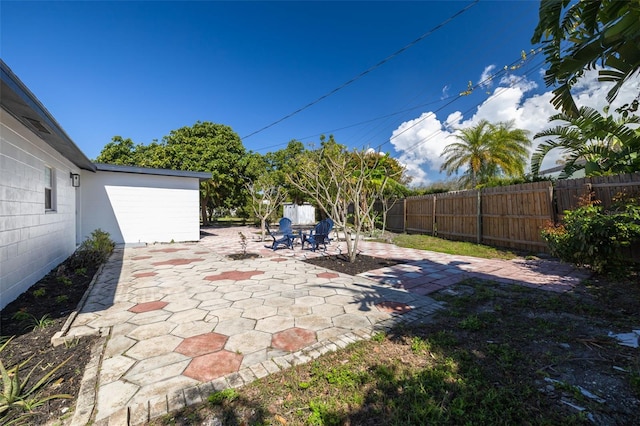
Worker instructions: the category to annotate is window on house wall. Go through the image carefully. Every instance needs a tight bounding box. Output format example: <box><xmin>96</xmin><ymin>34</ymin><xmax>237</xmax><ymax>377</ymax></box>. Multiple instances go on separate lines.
<box><xmin>44</xmin><ymin>165</ymin><xmax>55</xmax><ymax>211</ymax></box>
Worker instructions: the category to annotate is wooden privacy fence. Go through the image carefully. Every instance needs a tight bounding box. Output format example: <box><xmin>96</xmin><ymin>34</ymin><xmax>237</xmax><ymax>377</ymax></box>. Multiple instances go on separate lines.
<box><xmin>380</xmin><ymin>172</ymin><xmax>640</xmax><ymax>253</ymax></box>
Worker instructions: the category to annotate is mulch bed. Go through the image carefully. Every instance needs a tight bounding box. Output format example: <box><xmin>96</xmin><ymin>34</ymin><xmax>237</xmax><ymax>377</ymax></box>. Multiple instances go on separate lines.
<box><xmin>302</xmin><ymin>254</ymin><xmax>403</xmax><ymax>275</ymax></box>
<box><xmin>1</xmin><ymin>259</ymin><xmax>99</xmax><ymax>425</ymax></box>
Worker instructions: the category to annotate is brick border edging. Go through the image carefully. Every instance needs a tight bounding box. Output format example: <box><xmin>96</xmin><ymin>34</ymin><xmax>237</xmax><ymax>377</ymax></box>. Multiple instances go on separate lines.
<box><xmin>70</xmin><ymin>333</ymin><xmax>108</xmax><ymax>426</ymax></box>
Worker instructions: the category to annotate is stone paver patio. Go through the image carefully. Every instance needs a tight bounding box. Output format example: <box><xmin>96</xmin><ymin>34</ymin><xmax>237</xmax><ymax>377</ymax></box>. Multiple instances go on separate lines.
<box><xmin>58</xmin><ymin>225</ymin><xmax>590</xmax><ymax>425</ymax></box>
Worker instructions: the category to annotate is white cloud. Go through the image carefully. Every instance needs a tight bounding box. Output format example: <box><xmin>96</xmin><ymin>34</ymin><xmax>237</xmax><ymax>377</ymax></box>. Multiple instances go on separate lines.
<box><xmin>441</xmin><ymin>84</ymin><xmax>450</xmax><ymax>100</ymax></box>
<box><xmin>390</xmin><ymin>69</ymin><xmax>640</xmax><ymax>186</ymax></box>
<box><xmin>479</xmin><ymin>65</ymin><xmax>496</xmax><ymax>89</ymax></box>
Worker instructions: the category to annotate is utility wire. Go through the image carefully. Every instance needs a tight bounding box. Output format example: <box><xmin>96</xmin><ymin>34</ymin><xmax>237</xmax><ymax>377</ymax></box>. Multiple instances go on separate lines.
<box><xmin>387</xmin><ymin>55</ymin><xmax>545</xmax><ymax>158</ymax></box>
<box><xmin>241</xmin><ymin>0</ymin><xmax>480</xmax><ymax>140</ymax></box>
<box><xmin>254</xmin><ymin>47</ymin><xmax>541</xmax><ymax>154</ymax></box>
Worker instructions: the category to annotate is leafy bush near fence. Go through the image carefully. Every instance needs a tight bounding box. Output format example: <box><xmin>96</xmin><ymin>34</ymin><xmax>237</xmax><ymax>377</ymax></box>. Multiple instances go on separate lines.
<box><xmin>541</xmin><ymin>196</ymin><xmax>640</xmax><ymax>274</ymax></box>
<box><xmin>69</xmin><ymin>229</ymin><xmax>115</xmax><ymax>269</ymax></box>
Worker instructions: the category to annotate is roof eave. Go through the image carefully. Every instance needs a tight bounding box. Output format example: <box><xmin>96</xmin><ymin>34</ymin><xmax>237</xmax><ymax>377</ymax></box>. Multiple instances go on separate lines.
<box><xmin>0</xmin><ymin>60</ymin><xmax>96</xmax><ymax>171</ymax></box>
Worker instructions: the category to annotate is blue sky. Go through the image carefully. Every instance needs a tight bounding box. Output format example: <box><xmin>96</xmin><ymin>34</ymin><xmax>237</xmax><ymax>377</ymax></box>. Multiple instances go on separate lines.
<box><xmin>3</xmin><ymin>1</ymin><xmax>638</xmax><ymax>185</ymax></box>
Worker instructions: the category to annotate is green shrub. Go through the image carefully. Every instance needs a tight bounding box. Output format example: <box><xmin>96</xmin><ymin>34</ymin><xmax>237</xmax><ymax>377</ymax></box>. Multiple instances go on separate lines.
<box><xmin>541</xmin><ymin>197</ymin><xmax>640</xmax><ymax>274</ymax></box>
<box><xmin>69</xmin><ymin>229</ymin><xmax>114</xmax><ymax>269</ymax></box>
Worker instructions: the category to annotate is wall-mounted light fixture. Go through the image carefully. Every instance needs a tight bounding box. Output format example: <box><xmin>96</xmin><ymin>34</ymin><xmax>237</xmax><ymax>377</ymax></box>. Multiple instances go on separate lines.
<box><xmin>70</xmin><ymin>173</ymin><xmax>80</xmax><ymax>187</ymax></box>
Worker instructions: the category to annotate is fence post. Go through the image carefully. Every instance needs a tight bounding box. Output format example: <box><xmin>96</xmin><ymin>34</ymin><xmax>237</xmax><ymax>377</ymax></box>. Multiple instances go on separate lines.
<box><xmin>548</xmin><ymin>183</ymin><xmax>556</xmax><ymax>224</ymax></box>
<box><xmin>477</xmin><ymin>190</ymin><xmax>482</xmax><ymax>244</ymax></box>
<box><xmin>432</xmin><ymin>195</ymin><xmax>437</xmax><ymax>236</ymax></box>
<box><xmin>402</xmin><ymin>198</ymin><xmax>406</xmax><ymax>233</ymax></box>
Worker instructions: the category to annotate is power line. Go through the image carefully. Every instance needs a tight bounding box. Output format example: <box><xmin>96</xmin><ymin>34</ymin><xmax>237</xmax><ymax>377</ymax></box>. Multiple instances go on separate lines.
<box><xmin>387</xmin><ymin>55</ymin><xmax>546</xmax><ymax>158</ymax></box>
<box><xmin>251</xmin><ymin>48</ymin><xmax>543</xmax><ymax>154</ymax></box>
<box><xmin>241</xmin><ymin>0</ymin><xmax>480</xmax><ymax>140</ymax></box>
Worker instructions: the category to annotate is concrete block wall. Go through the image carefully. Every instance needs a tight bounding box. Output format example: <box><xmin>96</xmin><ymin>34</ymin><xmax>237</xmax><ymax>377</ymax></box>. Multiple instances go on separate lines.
<box><xmin>0</xmin><ymin>110</ymin><xmax>79</xmax><ymax>311</ymax></box>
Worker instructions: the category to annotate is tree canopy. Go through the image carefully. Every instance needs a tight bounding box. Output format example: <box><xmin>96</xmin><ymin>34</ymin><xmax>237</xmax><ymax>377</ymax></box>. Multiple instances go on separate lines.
<box><xmin>531</xmin><ymin>106</ymin><xmax>640</xmax><ymax>178</ymax></box>
<box><xmin>532</xmin><ymin>0</ymin><xmax>640</xmax><ymax>116</ymax></box>
<box><xmin>440</xmin><ymin>120</ymin><xmax>531</xmax><ymax>188</ymax></box>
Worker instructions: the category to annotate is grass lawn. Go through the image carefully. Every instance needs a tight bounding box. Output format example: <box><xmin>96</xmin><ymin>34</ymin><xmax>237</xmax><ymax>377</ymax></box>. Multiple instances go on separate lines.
<box><xmin>392</xmin><ymin>233</ymin><xmax>519</xmax><ymax>260</ymax></box>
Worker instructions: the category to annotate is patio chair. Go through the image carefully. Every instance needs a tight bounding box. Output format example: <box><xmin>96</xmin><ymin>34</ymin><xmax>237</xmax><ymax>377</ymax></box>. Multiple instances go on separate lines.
<box><xmin>266</xmin><ymin>217</ymin><xmax>297</xmax><ymax>250</ymax></box>
<box><xmin>301</xmin><ymin>218</ymin><xmax>333</xmax><ymax>252</ymax></box>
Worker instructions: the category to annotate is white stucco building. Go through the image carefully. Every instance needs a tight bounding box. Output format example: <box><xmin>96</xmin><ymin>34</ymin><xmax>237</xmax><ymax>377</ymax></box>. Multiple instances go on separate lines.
<box><xmin>0</xmin><ymin>60</ymin><xmax>210</xmax><ymax>309</ymax></box>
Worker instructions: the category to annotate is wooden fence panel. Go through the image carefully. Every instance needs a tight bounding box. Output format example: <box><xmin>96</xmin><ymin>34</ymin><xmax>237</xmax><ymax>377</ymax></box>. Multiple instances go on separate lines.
<box><xmin>435</xmin><ymin>190</ymin><xmax>478</xmax><ymax>242</ymax></box>
<box><xmin>384</xmin><ymin>199</ymin><xmax>405</xmax><ymax>232</ymax></box>
<box><xmin>405</xmin><ymin>195</ymin><xmax>435</xmax><ymax>234</ymax></box>
<box><xmin>481</xmin><ymin>181</ymin><xmax>553</xmax><ymax>252</ymax></box>
<box><xmin>380</xmin><ymin>172</ymin><xmax>639</xmax><ymax>254</ymax></box>
<box><xmin>555</xmin><ymin>176</ymin><xmax>592</xmax><ymax>216</ymax></box>
<box><xmin>555</xmin><ymin>172</ymin><xmax>640</xmax><ymax>218</ymax></box>
<box><xmin>590</xmin><ymin>172</ymin><xmax>640</xmax><ymax>206</ymax></box>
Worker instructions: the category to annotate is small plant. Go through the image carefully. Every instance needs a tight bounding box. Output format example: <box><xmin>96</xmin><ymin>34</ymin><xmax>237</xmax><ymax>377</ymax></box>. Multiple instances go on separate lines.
<box><xmin>31</xmin><ymin>288</ymin><xmax>46</xmax><ymax>298</ymax></box>
<box><xmin>0</xmin><ymin>337</ymin><xmax>72</xmax><ymax>422</ymax></box>
<box><xmin>410</xmin><ymin>336</ymin><xmax>431</xmax><ymax>354</ymax></box>
<box><xmin>238</xmin><ymin>232</ymin><xmax>247</xmax><ymax>256</ymax></box>
<box><xmin>64</xmin><ymin>338</ymin><xmax>80</xmax><ymax>349</ymax></box>
<box><xmin>458</xmin><ymin>314</ymin><xmax>483</xmax><ymax>331</ymax></box>
<box><xmin>56</xmin><ymin>276</ymin><xmax>72</xmax><ymax>286</ymax></box>
<box><xmin>26</xmin><ymin>314</ymin><xmax>54</xmax><ymax>331</ymax></box>
<box><xmin>371</xmin><ymin>332</ymin><xmax>386</xmax><ymax>342</ymax></box>
<box><xmin>208</xmin><ymin>388</ymin><xmax>238</xmax><ymax>405</ymax></box>
<box><xmin>55</xmin><ymin>295</ymin><xmax>69</xmax><ymax>304</ymax></box>
<box><xmin>11</xmin><ymin>310</ymin><xmax>30</xmax><ymax>322</ymax></box>
<box><xmin>69</xmin><ymin>229</ymin><xmax>115</xmax><ymax>269</ymax></box>
<box><xmin>74</xmin><ymin>267</ymin><xmax>87</xmax><ymax>277</ymax></box>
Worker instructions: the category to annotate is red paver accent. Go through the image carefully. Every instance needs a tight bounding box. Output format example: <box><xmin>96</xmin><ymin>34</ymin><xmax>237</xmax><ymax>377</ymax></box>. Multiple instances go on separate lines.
<box><xmin>128</xmin><ymin>301</ymin><xmax>168</xmax><ymax>313</ymax></box>
<box><xmin>272</xmin><ymin>327</ymin><xmax>316</xmax><ymax>352</ymax></box>
<box><xmin>375</xmin><ymin>301</ymin><xmax>412</xmax><ymax>314</ymax></box>
<box><xmin>271</xmin><ymin>258</ymin><xmax>288</xmax><ymax>262</ymax></box>
<box><xmin>175</xmin><ymin>332</ymin><xmax>227</xmax><ymax>357</ymax></box>
<box><xmin>152</xmin><ymin>258</ymin><xmax>204</xmax><ymax>266</ymax></box>
<box><xmin>132</xmin><ymin>271</ymin><xmax>158</xmax><ymax>278</ymax></box>
<box><xmin>317</xmin><ymin>272</ymin><xmax>339</xmax><ymax>279</ymax></box>
<box><xmin>204</xmin><ymin>270</ymin><xmax>264</xmax><ymax>281</ymax></box>
<box><xmin>149</xmin><ymin>248</ymin><xmax>189</xmax><ymax>253</ymax></box>
<box><xmin>132</xmin><ymin>256</ymin><xmax>152</xmax><ymax>260</ymax></box>
<box><xmin>183</xmin><ymin>350</ymin><xmax>243</xmax><ymax>382</ymax></box>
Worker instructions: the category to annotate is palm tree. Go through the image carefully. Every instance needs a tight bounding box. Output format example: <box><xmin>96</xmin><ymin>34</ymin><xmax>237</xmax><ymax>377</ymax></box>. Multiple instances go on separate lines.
<box><xmin>531</xmin><ymin>107</ymin><xmax>640</xmax><ymax>178</ymax></box>
<box><xmin>440</xmin><ymin>120</ymin><xmax>531</xmax><ymax>188</ymax></box>
<box><xmin>531</xmin><ymin>0</ymin><xmax>640</xmax><ymax>117</ymax></box>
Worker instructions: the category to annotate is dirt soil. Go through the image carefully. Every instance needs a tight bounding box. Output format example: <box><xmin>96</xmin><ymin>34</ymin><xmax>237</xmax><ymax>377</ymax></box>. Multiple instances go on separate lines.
<box><xmin>2</xmin><ymin>252</ymin><xmax>639</xmax><ymax>425</ymax></box>
<box><xmin>0</xmin><ymin>260</ymin><xmax>99</xmax><ymax>425</ymax></box>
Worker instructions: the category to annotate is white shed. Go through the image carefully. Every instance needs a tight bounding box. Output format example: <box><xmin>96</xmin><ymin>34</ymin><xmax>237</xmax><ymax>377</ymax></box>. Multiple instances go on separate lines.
<box><xmin>80</xmin><ymin>164</ymin><xmax>210</xmax><ymax>245</ymax></box>
<box><xmin>283</xmin><ymin>203</ymin><xmax>316</xmax><ymax>225</ymax></box>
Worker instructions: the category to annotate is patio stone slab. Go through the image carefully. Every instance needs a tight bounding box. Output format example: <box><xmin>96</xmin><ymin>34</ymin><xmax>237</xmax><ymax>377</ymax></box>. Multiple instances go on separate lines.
<box><xmin>62</xmin><ymin>227</ymin><xmax>589</xmax><ymax>425</ymax></box>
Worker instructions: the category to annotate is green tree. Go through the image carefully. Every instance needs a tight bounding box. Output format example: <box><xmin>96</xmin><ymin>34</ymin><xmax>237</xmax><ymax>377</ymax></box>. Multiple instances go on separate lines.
<box><xmin>440</xmin><ymin>120</ymin><xmax>531</xmax><ymax>188</ymax></box>
<box><xmin>266</xmin><ymin>140</ymin><xmax>308</xmax><ymax>204</ymax></box>
<box><xmin>159</xmin><ymin>121</ymin><xmax>246</xmax><ymax>223</ymax></box>
<box><xmin>94</xmin><ymin>136</ymin><xmax>136</xmax><ymax>165</ymax></box>
<box><xmin>532</xmin><ymin>0</ymin><xmax>640</xmax><ymax>116</ymax></box>
<box><xmin>531</xmin><ymin>106</ymin><xmax>640</xmax><ymax>178</ymax></box>
<box><xmin>289</xmin><ymin>136</ymin><xmax>389</xmax><ymax>262</ymax></box>
<box><xmin>243</xmin><ymin>152</ymin><xmax>288</xmax><ymax>240</ymax></box>
<box><xmin>362</xmin><ymin>151</ymin><xmax>409</xmax><ymax>234</ymax></box>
